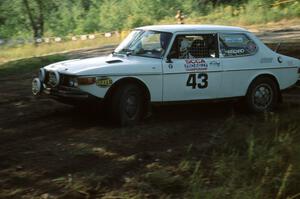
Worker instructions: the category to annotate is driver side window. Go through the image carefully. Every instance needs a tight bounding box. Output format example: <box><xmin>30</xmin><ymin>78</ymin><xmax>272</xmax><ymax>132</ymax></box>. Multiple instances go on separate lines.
<box><xmin>168</xmin><ymin>34</ymin><xmax>219</xmax><ymax>59</ymax></box>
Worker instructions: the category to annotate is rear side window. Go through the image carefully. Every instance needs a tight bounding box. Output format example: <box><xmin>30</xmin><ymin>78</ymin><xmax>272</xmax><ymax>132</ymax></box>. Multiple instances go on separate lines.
<box><xmin>219</xmin><ymin>33</ymin><xmax>257</xmax><ymax>57</ymax></box>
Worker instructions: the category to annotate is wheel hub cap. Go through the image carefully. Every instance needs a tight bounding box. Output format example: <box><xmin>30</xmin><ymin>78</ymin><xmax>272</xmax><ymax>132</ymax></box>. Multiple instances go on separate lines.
<box><xmin>125</xmin><ymin>95</ymin><xmax>138</xmax><ymax>118</ymax></box>
<box><xmin>253</xmin><ymin>84</ymin><xmax>273</xmax><ymax>109</ymax></box>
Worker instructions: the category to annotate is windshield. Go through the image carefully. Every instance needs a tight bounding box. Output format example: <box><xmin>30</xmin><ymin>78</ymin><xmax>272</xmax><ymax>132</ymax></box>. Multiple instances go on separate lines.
<box><xmin>114</xmin><ymin>30</ymin><xmax>173</xmax><ymax>59</ymax></box>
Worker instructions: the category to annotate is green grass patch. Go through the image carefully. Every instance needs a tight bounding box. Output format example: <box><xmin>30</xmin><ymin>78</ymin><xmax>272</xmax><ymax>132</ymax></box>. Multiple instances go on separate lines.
<box><xmin>0</xmin><ymin>54</ymin><xmax>67</xmax><ymax>77</ymax></box>
<box><xmin>127</xmin><ymin>105</ymin><xmax>300</xmax><ymax>198</ymax></box>
<box><xmin>0</xmin><ymin>35</ymin><xmax>120</xmax><ymax>64</ymax></box>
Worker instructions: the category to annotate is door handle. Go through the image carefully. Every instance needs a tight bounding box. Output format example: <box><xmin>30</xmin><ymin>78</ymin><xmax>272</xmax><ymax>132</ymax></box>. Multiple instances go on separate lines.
<box><xmin>209</xmin><ymin>61</ymin><xmax>220</xmax><ymax>66</ymax></box>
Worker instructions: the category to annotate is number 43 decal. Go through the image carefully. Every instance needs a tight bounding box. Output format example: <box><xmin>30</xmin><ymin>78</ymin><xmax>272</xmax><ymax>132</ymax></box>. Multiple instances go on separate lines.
<box><xmin>186</xmin><ymin>73</ymin><xmax>208</xmax><ymax>89</ymax></box>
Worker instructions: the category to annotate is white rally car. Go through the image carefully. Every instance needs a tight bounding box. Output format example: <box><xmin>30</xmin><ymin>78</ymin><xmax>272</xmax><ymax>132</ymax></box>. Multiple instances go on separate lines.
<box><xmin>32</xmin><ymin>25</ymin><xmax>300</xmax><ymax>125</ymax></box>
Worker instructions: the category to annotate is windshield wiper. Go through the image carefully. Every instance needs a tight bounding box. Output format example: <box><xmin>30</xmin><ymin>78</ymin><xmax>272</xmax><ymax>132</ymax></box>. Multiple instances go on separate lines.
<box><xmin>120</xmin><ymin>48</ymin><xmax>133</xmax><ymax>56</ymax></box>
<box><xmin>112</xmin><ymin>49</ymin><xmax>131</xmax><ymax>57</ymax></box>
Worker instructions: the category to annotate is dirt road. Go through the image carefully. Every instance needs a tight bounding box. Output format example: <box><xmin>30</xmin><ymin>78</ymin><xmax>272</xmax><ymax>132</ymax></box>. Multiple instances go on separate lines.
<box><xmin>0</xmin><ymin>70</ymin><xmax>239</xmax><ymax>198</ymax></box>
<box><xmin>0</xmin><ymin>28</ymin><xmax>299</xmax><ymax>198</ymax></box>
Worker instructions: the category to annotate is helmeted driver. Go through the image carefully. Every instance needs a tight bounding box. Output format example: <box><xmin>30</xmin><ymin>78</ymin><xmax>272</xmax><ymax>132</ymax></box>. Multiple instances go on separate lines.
<box><xmin>179</xmin><ymin>37</ymin><xmax>194</xmax><ymax>59</ymax></box>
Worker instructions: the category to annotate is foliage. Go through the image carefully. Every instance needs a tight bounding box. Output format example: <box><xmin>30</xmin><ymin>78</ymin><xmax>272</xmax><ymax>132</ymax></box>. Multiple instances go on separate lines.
<box><xmin>132</xmin><ymin>111</ymin><xmax>300</xmax><ymax>198</ymax></box>
<box><xmin>0</xmin><ymin>0</ymin><xmax>299</xmax><ymax>39</ymax></box>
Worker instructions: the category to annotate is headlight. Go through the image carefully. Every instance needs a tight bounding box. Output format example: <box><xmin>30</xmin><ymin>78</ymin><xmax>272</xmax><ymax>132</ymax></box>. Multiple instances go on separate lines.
<box><xmin>39</xmin><ymin>68</ymin><xmax>46</xmax><ymax>82</ymax></box>
<box><xmin>32</xmin><ymin>78</ymin><xmax>42</xmax><ymax>95</ymax></box>
<box><xmin>78</xmin><ymin>77</ymin><xmax>96</xmax><ymax>85</ymax></box>
<box><xmin>68</xmin><ymin>77</ymin><xmax>78</xmax><ymax>87</ymax></box>
<box><xmin>48</xmin><ymin>70</ymin><xmax>60</xmax><ymax>87</ymax></box>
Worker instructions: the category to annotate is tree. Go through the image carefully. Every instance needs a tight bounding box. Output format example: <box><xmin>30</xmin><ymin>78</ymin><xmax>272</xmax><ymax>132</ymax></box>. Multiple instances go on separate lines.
<box><xmin>22</xmin><ymin>0</ymin><xmax>44</xmax><ymax>39</ymax></box>
<box><xmin>0</xmin><ymin>0</ymin><xmax>28</xmax><ymax>39</ymax></box>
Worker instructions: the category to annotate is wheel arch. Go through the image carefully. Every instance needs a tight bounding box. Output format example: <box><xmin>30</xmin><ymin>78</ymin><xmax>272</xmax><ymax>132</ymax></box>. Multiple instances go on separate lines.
<box><xmin>104</xmin><ymin>76</ymin><xmax>151</xmax><ymax>103</ymax></box>
<box><xmin>246</xmin><ymin>72</ymin><xmax>282</xmax><ymax>102</ymax></box>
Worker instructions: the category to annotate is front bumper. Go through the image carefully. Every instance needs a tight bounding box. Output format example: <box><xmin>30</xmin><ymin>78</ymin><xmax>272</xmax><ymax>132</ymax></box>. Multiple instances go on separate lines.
<box><xmin>32</xmin><ymin>76</ymin><xmax>101</xmax><ymax>105</ymax></box>
<box><xmin>44</xmin><ymin>86</ymin><xmax>101</xmax><ymax>105</ymax></box>
<box><xmin>43</xmin><ymin>85</ymin><xmax>89</xmax><ymax>99</ymax></box>
<box><xmin>49</xmin><ymin>86</ymin><xmax>101</xmax><ymax>104</ymax></box>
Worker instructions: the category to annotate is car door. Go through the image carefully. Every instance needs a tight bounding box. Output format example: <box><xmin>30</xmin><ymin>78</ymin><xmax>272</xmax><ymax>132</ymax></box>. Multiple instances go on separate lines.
<box><xmin>162</xmin><ymin>33</ymin><xmax>222</xmax><ymax>102</ymax></box>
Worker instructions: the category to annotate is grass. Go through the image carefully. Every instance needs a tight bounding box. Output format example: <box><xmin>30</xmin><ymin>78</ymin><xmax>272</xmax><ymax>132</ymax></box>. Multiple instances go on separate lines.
<box><xmin>160</xmin><ymin>0</ymin><xmax>300</xmax><ymax>27</ymax></box>
<box><xmin>2</xmin><ymin>103</ymin><xmax>300</xmax><ymax>198</ymax></box>
<box><xmin>182</xmin><ymin>112</ymin><xmax>299</xmax><ymax>199</ymax></box>
<box><xmin>121</xmin><ymin>108</ymin><xmax>300</xmax><ymax>198</ymax></box>
<box><xmin>0</xmin><ymin>54</ymin><xmax>67</xmax><ymax>77</ymax></box>
<box><xmin>0</xmin><ymin>35</ymin><xmax>121</xmax><ymax>64</ymax></box>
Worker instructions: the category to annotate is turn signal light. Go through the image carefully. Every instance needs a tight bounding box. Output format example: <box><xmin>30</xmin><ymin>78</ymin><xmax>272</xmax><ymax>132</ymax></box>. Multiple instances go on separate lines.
<box><xmin>78</xmin><ymin>77</ymin><xmax>96</xmax><ymax>85</ymax></box>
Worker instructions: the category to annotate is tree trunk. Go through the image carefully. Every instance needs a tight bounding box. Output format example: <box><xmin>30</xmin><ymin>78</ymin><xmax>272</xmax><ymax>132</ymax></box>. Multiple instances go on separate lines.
<box><xmin>22</xmin><ymin>0</ymin><xmax>44</xmax><ymax>41</ymax></box>
<box><xmin>36</xmin><ymin>0</ymin><xmax>44</xmax><ymax>37</ymax></box>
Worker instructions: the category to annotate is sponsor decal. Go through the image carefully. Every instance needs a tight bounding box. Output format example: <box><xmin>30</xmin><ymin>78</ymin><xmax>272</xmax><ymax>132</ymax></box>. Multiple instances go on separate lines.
<box><xmin>96</xmin><ymin>77</ymin><xmax>113</xmax><ymax>87</ymax></box>
<box><xmin>224</xmin><ymin>37</ymin><xmax>244</xmax><ymax>43</ymax></box>
<box><xmin>184</xmin><ymin>59</ymin><xmax>208</xmax><ymax>71</ymax></box>
<box><xmin>225</xmin><ymin>49</ymin><xmax>245</xmax><ymax>54</ymax></box>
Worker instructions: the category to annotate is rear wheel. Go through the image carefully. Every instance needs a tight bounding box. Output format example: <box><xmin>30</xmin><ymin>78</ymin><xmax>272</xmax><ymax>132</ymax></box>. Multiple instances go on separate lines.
<box><xmin>246</xmin><ymin>77</ymin><xmax>279</xmax><ymax>112</ymax></box>
<box><xmin>111</xmin><ymin>84</ymin><xmax>145</xmax><ymax>126</ymax></box>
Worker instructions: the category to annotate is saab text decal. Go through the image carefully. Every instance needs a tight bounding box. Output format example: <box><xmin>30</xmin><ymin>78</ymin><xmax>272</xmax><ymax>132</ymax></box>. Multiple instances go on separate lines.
<box><xmin>184</xmin><ymin>59</ymin><xmax>208</xmax><ymax>71</ymax></box>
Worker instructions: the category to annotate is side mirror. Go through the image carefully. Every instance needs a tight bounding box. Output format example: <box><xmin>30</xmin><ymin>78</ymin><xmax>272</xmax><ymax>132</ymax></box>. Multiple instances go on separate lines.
<box><xmin>166</xmin><ymin>55</ymin><xmax>173</xmax><ymax>63</ymax></box>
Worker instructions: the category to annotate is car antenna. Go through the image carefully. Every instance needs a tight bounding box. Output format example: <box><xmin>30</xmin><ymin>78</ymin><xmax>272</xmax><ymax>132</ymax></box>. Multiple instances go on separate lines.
<box><xmin>275</xmin><ymin>42</ymin><xmax>281</xmax><ymax>52</ymax></box>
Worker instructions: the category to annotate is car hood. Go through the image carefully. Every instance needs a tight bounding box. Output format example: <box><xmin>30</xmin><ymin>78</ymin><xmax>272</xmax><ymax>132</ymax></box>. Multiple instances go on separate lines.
<box><xmin>44</xmin><ymin>55</ymin><xmax>163</xmax><ymax>76</ymax></box>
<box><xmin>44</xmin><ymin>55</ymin><xmax>130</xmax><ymax>74</ymax></box>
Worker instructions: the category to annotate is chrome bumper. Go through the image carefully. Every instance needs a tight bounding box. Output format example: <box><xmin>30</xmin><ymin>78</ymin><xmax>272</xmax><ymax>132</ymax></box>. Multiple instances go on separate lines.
<box><xmin>43</xmin><ymin>86</ymin><xmax>89</xmax><ymax>99</ymax></box>
<box><xmin>40</xmin><ymin>85</ymin><xmax>101</xmax><ymax>105</ymax></box>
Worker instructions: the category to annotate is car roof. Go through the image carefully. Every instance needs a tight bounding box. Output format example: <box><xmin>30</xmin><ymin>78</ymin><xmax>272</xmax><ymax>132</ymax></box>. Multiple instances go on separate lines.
<box><xmin>136</xmin><ymin>24</ymin><xmax>248</xmax><ymax>33</ymax></box>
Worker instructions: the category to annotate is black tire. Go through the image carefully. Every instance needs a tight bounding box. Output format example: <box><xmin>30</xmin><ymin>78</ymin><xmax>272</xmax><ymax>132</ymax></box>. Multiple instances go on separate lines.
<box><xmin>111</xmin><ymin>83</ymin><xmax>146</xmax><ymax>126</ymax></box>
<box><xmin>246</xmin><ymin>77</ymin><xmax>279</xmax><ymax>112</ymax></box>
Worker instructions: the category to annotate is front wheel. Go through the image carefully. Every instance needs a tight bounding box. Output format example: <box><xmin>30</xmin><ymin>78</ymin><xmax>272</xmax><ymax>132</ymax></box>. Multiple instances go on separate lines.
<box><xmin>246</xmin><ymin>77</ymin><xmax>279</xmax><ymax>112</ymax></box>
<box><xmin>111</xmin><ymin>84</ymin><xmax>146</xmax><ymax>126</ymax></box>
